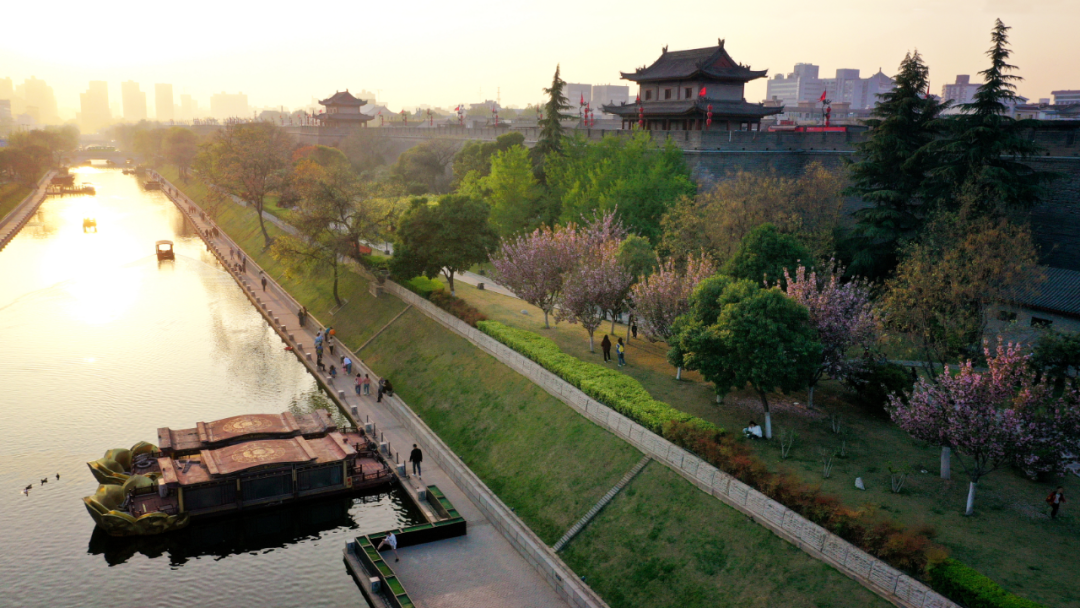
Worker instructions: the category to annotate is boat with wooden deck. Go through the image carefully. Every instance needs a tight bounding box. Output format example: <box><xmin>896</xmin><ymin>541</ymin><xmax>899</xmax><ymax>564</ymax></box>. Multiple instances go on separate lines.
<box><xmin>84</xmin><ymin>411</ymin><xmax>395</xmax><ymax>536</ymax></box>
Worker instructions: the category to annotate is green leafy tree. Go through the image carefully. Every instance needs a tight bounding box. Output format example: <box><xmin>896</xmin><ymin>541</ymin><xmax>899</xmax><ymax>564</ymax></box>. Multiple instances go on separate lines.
<box><xmin>338</xmin><ymin>128</ymin><xmax>392</xmax><ymax>175</ymax></box>
<box><xmin>1031</xmin><ymin>331</ymin><xmax>1080</xmax><ymax>393</ymax></box>
<box><xmin>389</xmin><ymin>140</ymin><xmax>458</xmax><ymax>195</ymax></box>
<box><xmin>194</xmin><ymin>122</ymin><xmax>294</xmax><ymax>249</ymax></box>
<box><xmin>459</xmin><ymin>144</ymin><xmax>544</xmax><ymax>236</ymax></box>
<box><xmin>390</xmin><ymin>194</ymin><xmax>498</xmax><ymax>295</ymax></box>
<box><xmin>924</xmin><ymin>19</ymin><xmax>1056</xmax><ymax>213</ymax></box>
<box><xmin>617</xmin><ymin>235</ymin><xmax>656</xmax><ymax>282</ymax></box>
<box><xmin>669</xmin><ymin>277</ymin><xmax>822</xmax><ymax>438</ymax></box>
<box><xmin>535</xmin><ymin>65</ymin><xmax>573</xmax><ymax>159</ymax></box>
<box><xmin>547</xmin><ymin>131</ymin><xmax>695</xmax><ymax>243</ymax></box>
<box><xmin>451</xmin><ymin>132</ymin><xmax>525</xmax><ymax>186</ymax></box>
<box><xmin>846</xmin><ymin>51</ymin><xmax>949</xmax><ymax>278</ymax></box>
<box><xmin>10</xmin><ymin>125</ymin><xmax>79</xmax><ymax>168</ymax></box>
<box><xmin>162</xmin><ymin>127</ymin><xmax>199</xmax><ymax>176</ymax></box>
<box><xmin>721</xmin><ymin>223</ymin><xmax>812</xmax><ymax>287</ymax></box>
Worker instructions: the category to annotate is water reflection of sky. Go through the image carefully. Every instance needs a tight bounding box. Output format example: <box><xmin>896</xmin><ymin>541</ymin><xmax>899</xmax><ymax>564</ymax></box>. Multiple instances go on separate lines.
<box><xmin>0</xmin><ymin>167</ymin><xmax>417</xmax><ymax>608</ymax></box>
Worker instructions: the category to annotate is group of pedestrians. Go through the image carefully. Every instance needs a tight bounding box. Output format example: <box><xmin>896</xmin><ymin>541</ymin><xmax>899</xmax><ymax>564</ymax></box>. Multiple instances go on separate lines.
<box><xmin>600</xmin><ymin>334</ymin><xmax>627</xmax><ymax>367</ymax></box>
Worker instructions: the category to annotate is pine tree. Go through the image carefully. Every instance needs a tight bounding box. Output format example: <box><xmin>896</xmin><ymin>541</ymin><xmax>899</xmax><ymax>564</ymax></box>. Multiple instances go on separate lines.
<box><xmin>924</xmin><ymin>19</ymin><xmax>1055</xmax><ymax>213</ymax></box>
<box><xmin>535</xmin><ymin>65</ymin><xmax>573</xmax><ymax>159</ymax></box>
<box><xmin>846</xmin><ymin>51</ymin><xmax>947</xmax><ymax>278</ymax></box>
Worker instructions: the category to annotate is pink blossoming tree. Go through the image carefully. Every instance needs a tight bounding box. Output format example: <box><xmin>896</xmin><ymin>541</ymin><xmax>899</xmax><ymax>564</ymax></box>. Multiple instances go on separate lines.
<box><xmin>783</xmin><ymin>261</ymin><xmax>877</xmax><ymax>408</ymax></box>
<box><xmin>557</xmin><ymin>238</ymin><xmax>629</xmax><ymax>352</ymax></box>
<box><xmin>491</xmin><ymin>224</ymin><xmax>578</xmax><ymax>328</ymax></box>
<box><xmin>888</xmin><ymin>341</ymin><xmax>1080</xmax><ymax>515</ymax></box>
<box><xmin>630</xmin><ymin>253</ymin><xmax>716</xmax><ymax>378</ymax></box>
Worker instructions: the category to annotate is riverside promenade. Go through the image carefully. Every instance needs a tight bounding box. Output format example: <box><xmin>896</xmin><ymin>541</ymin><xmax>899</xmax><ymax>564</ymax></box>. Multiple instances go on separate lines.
<box><xmin>150</xmin><ymin>173</ymin><xmax>585</xmax><ymax>608</ymax></box>
<box><xmin>0</xmin><ymin>172</ymin><xmax>54</xmax><ymax>252</ymax></box>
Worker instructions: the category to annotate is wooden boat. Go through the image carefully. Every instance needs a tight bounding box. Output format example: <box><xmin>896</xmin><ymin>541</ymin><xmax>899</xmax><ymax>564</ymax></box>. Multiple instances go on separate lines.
<box><xmin>84</xmin><ymin>411</ymin><xmax>394</xmax><ymax>536</ymax></box>
<box><xmin>155</xmin><ymin>240</ymin><xmax>174</xmax><ymax>260</ymax></box>
<box><xmin>83</xmin><ymin>218</ymin><xmax>97</xmax><ymax>232</ymax></box>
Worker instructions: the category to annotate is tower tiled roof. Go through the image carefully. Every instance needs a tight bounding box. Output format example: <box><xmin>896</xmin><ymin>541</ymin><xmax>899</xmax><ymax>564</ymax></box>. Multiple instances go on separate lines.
<box><xmin>601</xmin><ymin>98</ymin><xmax>781</xmax><ymax>119</ymax></box>
<box><xmin>319</xmin><ymin>90</ymin><xmax>367</xmax><ymax>106</ymax></box>
<box><xmin>620</xmin><ymin>41</ymin><xmax>768</xmax><ymax>83</ymax></box>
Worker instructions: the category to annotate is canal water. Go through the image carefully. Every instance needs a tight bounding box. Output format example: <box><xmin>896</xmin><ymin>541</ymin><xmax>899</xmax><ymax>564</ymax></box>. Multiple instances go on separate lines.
<box><xmin>0</xmin><ymin>166</ymin><xmax>423</xmax><ymax>608</ymax></box>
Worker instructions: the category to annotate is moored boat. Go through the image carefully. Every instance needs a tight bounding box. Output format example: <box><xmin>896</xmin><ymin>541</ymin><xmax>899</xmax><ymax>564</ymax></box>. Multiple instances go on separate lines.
<box><xmin>84</xmin><ymin>411</ymin><xmax>395</xmax><ymax>536</ymax></box>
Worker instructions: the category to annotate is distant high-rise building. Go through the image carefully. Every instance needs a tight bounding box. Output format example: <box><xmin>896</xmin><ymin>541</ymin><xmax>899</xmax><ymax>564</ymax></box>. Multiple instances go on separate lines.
<box><xmin>766</xmin><ymin>63</ymin><xmax>894</xmax><ymax>113</ymax></box>
<box><xmin>121</xmin><ymin>80</ymin><xmax>147</xmax><ymax>121</ymax></box>
<box><xmin>941</xmin><ymin>75</ymin><xmax>981</xmax><ymax>107</ymax></box>
<box><xmin>0</xmin><ymin>100</ymin><xmax>12</xmax><ymax>125</ymax></box>
<box><xmin>566</xmin><ymin>83</ymin><xmax>592</xmax><ymax>113</ymax></box>
<box><xmin>179</xmin><ymin>94</ymin><xmax>199</xmax><ymax>121</ymax></box>
<box><xmin>210</xmin><ymin>92</ymin><xmax>249</xmax><ymax>119</ymax></box>
<box><xmin>591</xmin><ymin>84</ymin><xmax>630</xmax><ymax>116</ymax></box>
<box><xmin>0</xmin><ymin>77</ymin><xmax>13</xmax><ymax>101</ymax></box>
<box><xmin>155</xmin><ymin>83</ymin><xmax>174</xmax><ymax>122</ymax></box>
<box><xmin>15</xmin><ymin>77</ymin><xmax>59</xmax><ymax>124</ymax></box>
<box><xmin>78</xmin><ymin>81</ymin><xmax>111</xmax><ymax>133</ymax></box>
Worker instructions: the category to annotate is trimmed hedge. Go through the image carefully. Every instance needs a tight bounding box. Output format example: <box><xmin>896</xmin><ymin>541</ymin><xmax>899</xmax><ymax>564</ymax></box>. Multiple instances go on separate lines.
<box><xmin>405</xmin><ymin>275</ymin><xmax>443</xmax><ymax>298</ymax></box>
<box><xmin>928</xmin><ymin>559</ymin><xmax>1047</xmax><ymax>608</ymax></box>
<box><xmin>359</xmin><ymin>254</ymin><xmax>391</xmax><ymax>273</ymax></box>
<box><xmin>478</xmin><ymin>321</ymin><xmax>722</xmax><ymax>436</ymax></box>
<box><xmin>429</xmin><ymin>288</ymin><xmax>487</xmax><ymax>327</ymax></box>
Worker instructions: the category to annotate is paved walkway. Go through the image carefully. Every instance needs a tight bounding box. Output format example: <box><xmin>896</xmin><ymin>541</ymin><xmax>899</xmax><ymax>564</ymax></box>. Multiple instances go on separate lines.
<box><xmin>0</xmin><ymin>172</ymin><xmax>54</xmax><ymax>252</ymax></box>
<box><xmin>154</xmin><ymin>177</ymin><xmax>569</xmax><ymax>608</ymax></box>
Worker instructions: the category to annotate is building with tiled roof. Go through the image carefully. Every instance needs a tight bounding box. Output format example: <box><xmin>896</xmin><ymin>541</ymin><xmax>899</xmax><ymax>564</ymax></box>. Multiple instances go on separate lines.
<box><xmin>603</xmin><ymin>40</ymin><xmax>782</xmax><ymax>131</ymax></box>
<box><xmin>317</xmin><ymin>89</ymin><xmax>373</xmax><ymax>128</ymax></box>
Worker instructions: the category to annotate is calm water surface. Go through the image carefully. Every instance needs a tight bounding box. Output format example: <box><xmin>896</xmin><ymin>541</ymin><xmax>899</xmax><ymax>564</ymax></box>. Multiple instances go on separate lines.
<box><xmin>0</xmin><ymin>167</ymin><xmax>421</xmax><ymax>608</ymax></box>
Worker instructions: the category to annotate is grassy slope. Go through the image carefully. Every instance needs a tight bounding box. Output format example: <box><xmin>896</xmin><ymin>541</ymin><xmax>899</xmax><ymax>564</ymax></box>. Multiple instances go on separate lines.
<box><xmin>449</xmin><ymin>277</ymin><xmax>1080</xmax><ymax>608</ymax></box>
<box><xmin>0</xmin><ymin>182</ymin><xmax>32</xmax><ymax>221</ymax></box>
<box><xmin>564</xmin><ymin>462</ymin><xmax>886</xmax><ymax>608</ymax></box>
<box><xmin>163</xmin><ymin>166</ymin><xmax>894</xmax><ymax>608</ymax></box>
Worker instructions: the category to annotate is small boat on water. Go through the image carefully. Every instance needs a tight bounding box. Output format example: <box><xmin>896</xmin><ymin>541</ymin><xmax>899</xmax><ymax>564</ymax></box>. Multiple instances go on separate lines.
<box><xmin>84</xmin><ymin>411</ymin><xmax>395</xmax><ymax>536</ymax></box>
<box><xmin>144</xmin><ymin>180</ymin><xmax>161</xmax><ymax>190</ymax></box>
<box><xmin>83</xmin><ymin>218</ymin><xmax>97</xmax><ymax>232</ymax></box>
<box><xmin>155</xmin><ymin>240</ymin><xmax>174</xmax><ymax>260</ymax></box>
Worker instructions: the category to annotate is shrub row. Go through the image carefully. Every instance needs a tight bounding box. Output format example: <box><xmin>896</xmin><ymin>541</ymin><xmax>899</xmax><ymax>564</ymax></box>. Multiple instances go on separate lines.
<box><xmin>359</xmin><ymin>254</ymin><xmax>391</xmax><ymax>274</ymax></box>
<box><xmin>477</xmin><ymin>321</ymin><xmax>722</xmax><ymax>436</ymax></box>
<box><xmin>927</xmin><ymin>559</ymin><xmax>1047</xmax><ymax>608</ymax></box>
<box><xmin>663</xmin><ymin>421</ymin><xmax>934</xmax><ymax>573</ymax></box>
<box><xmin>429</xmin><ymin>288</ymin><xmax>487</xmax><ymax>328</ymax></box>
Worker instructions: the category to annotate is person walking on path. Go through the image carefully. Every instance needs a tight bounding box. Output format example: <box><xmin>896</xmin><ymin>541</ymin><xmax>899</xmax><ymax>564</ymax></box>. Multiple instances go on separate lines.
<box><xmin>343</xmin><ymin>356</ymin><xmax>353</xmax><ymax>374</ymax></box>
<box><xmin>260</xmin><ymin>272</ymin><xmax>267</xmax><ymax>292</ymax></box>
<box><xmin>315</xmin><ymin>331</ymin><xmax>324</xmax><ymax>349</ymax></box>
<box><xmin>328</xmin><ymin>365</ymin><xmax>337</xmax><ymax>379</ymax></box>
<box><xmin>377</xmin><ymin>532</ymin><xmax>400</xmax><ymax>562</ymax></box>
<box><xmin>409</xmin><ymin>444</ymin><xmax>423</xmax><ymax>477</ymax></box>
<box><xmin>362</xmin><ymin>374</ymin><xmax>371</xmax><ymax>396</ymax></box>
<box><xmin>631</xmin><ymin>321</ymin><xmax>638</xmax><ymax>339</ymax></box>
<box><xmin>616</xmin><ymin>338</ymin><xmax>626</xmax><ymax>367</ymax></box>
<box><xmin>1047</xmin><ymin>487</ymin><xmax>1066</xmax><ymax>519</ymax></box>
<box><xmin>355</xmin><ymin>373</ymin><xmax>363</xmax><ymax>395</ymax></box>
<box><xmin>298</xmin><ymin>306</ymin><xmax>307</xmax><ymax>327</ymax></box>
<box><xmin>601</xmin><ymin>335</ymin><xmax>612</xmax><ymax>363</ymax></box>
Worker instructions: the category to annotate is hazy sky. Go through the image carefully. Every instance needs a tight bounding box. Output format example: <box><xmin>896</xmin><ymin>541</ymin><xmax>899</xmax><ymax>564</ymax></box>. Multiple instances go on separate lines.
<box><xmin>2</xmin><ymin>0</ymin><xmax>1077</xmax><ymax>117</ymax></box>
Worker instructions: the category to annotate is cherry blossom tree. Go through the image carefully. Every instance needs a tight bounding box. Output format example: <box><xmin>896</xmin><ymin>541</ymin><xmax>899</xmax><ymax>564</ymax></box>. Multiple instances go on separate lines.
<box><xmin>630</xmin><ymin>253</ymin><xmax>715</xmax><ymax>378</ymax></box>
<box><xmin>557</xmin><ymin>239</ymin><xmax>627</xmax><ymax>352</ymax></box>
<box><xmin>491</xmin><ymin>224</ymin><xmax>578</xmax><ymax>328</ymax></box>
<box><xmin>783</xmin><ymin>261</ymin><xmax>877</xmax><ymax>408</ymax></box>
<box><xmin>886</xmin><ymin>341</ymin><xmax>1076</xmax><ymax>515</ymax></box>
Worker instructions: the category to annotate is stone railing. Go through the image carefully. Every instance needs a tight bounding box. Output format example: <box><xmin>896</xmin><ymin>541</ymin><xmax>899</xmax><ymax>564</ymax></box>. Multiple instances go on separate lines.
<box><xmin>384</xmin><ymin>280</ymin><xmax>960</xmax><ymax>608</ymax></box>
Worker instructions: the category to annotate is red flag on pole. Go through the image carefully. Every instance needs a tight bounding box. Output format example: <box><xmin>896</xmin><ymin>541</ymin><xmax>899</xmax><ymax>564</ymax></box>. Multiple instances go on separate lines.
<box><xmin>580</xmin><ymin>93</ymin><xmax>585</xmax><ymax>105</ymax></box>
<box><xmin>819</xmin><ymin>90</ymin><xmax>827</xmax><ymax>102</ymax></box>
<box><xmin>698</xmin><ymin>87</ymin><xmax>707</xmax><ymax>97</ymax></box>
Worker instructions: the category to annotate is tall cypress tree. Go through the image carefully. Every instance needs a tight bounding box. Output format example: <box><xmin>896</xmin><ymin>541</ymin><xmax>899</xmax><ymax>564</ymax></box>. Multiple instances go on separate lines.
<box><xmin>924</xmin><ymin>19</ymin><xmax>1054</xmax><ymax>213</ymax></box>
<box><xmin>846</xmin><ymin>51</ymin><xmax>947</xmax><ymax>278</ymax></box>
<box><xmin>535</xmin><ymin>65</ymin><xmax>573</xmax><ymax>159</ymax></box>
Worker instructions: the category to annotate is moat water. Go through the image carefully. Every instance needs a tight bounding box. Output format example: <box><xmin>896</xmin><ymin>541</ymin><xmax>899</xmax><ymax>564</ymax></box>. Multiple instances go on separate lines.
<box><xmin>0</xmin><ymin>166</ymin><xmax>422</xmax><ymax>607</ymax></box>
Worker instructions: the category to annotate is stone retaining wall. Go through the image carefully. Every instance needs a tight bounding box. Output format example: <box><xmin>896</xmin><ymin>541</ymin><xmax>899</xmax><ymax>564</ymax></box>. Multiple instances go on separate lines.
<box><xmin>0</xmin><ymin>171</ymin><xmax>55</xmax><ymax>252</ymax></box>
<box><xmin>384</xmin><ymin>281</ymin><xmax>960</xmax><ymax>608</ymax></box>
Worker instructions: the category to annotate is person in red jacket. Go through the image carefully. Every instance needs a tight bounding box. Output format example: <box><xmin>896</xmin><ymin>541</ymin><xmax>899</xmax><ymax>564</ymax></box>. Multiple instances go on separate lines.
<box><xmin>1046</xmin><ymin>487</ymin><xmax>1066</xmax><ymax>519</ymax></box>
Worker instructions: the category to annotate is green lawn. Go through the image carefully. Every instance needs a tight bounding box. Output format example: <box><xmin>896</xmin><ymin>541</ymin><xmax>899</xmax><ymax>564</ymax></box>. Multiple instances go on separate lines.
<box><xmin>163</xmin><ymin>165</ymin><xmax>898</xmax><ymax>608</ymax></box>
<box><xmin>448</xmin><ymin>278</ymin><xmax>1080</xmax><ymax>608</ymax></box>
<box><xmin>0</xmin><ymin>182</ymin><xmax>32</xmax><ymax>220</ymax></box>
<box><xmin>563</xmin><ymin>462</ymin><xmax>889</xmax><ymax>608</ymax></box>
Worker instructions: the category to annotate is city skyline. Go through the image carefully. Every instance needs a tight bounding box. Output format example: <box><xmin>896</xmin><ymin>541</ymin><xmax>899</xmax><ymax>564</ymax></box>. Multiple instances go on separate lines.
<box><xmin>0</xmin><ymin>0</ymin><xmax>1076</xmax><ymax>122</ymax></box>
